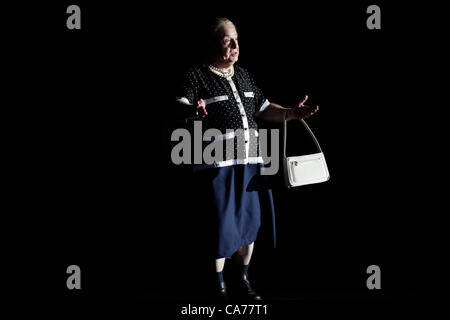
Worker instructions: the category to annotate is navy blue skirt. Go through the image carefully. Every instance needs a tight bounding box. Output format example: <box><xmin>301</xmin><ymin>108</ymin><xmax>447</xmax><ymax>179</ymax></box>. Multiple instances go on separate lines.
<box><xmin>194</xmin><ymin>164</ymin><xmax>276</xmax><ymax>259</ymax></box>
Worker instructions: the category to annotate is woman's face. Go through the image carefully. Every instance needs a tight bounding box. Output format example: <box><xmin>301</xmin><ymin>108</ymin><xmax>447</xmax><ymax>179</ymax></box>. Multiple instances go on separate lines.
<box><xmin>217</xmin><ymin>24</ymin><xmax>239</xmax><ymax>65</ymax></box>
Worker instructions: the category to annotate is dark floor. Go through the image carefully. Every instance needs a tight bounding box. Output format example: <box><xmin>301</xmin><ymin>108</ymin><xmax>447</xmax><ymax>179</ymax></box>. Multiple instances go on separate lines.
<box><xmin>58</xmin><ymin>289</ymin><xmax>418</xmax><ymax>319</ymax></box>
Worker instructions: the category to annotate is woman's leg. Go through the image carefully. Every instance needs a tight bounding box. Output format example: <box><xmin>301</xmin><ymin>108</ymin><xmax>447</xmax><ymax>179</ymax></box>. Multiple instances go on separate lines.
<box><xmin>231</xmin><ymin>242</ymin><xmax>262</xmax><ymax>300</ymax></box>
<box><xmin>234</xmin><ymin>242</ymin><xmax>254</xmax><ymax>265</ymax></box>
<box><xmin>213</xmin><ymin>257</ymin><xmax>228</xmax><ymax>301</ymax></box>
<box><xmin>215</xmin><ymin>258</ymin><xmax>226</xmax><ymax>272</ymax></box>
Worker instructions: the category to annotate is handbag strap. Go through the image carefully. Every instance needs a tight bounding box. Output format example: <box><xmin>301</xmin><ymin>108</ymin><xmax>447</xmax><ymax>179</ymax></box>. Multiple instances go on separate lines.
<box><xmin>283</xmin><ymin>119</ymin><xmax>323</xmax><ymax>158</ymax></box>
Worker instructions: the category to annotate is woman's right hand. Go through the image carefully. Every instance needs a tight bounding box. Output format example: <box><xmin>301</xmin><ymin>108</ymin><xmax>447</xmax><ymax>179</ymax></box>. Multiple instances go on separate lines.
<box><xmin>197</xmin><ymin>99</ymin><xmax>207</xmax><ymax>117</ymax></box>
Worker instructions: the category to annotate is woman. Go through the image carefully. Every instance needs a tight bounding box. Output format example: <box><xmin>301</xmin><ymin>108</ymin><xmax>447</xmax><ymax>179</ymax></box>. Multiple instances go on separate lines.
<box><xmin>175</xmin><ymin>17</ymin><xmax>319</xmax><ymax>301</ymax></box>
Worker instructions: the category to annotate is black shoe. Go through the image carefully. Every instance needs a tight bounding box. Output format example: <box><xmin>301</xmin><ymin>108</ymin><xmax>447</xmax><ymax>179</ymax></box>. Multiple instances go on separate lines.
<box><xmin>207</xmin><ymin>278</ymin><xmax>229</xmax><ymax>302</ymax></box>
<box><xmin>234</xmin><ymin>274</ymin><xmax>262</xmax><ymax>301</ymax></box>
<box><xmin>215</xmin><ymin>281</ymin><xmax>229</xmax><ymax>302</ymax></box>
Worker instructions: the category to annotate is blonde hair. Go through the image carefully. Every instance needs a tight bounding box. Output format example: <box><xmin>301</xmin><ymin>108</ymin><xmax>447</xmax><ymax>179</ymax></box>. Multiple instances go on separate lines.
<box><xmin>211</xmin><ymin>17</ymin><xmax>235</xmax><ymax>37</ymax></box>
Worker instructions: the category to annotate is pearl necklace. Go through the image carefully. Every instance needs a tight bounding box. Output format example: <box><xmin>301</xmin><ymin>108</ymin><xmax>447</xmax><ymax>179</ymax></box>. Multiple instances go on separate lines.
<box><xmin>208</xmin><ymin>64</ymin><xmax>234</xmax><ymax>78</ymax></box>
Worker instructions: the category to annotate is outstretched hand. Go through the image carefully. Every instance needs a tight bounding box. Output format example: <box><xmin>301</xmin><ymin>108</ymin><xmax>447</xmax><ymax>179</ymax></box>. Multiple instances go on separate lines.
<box><xmin>286</xmin><ymin>95</ymin><xmax>319</xmax><ymax>121</ymax></box>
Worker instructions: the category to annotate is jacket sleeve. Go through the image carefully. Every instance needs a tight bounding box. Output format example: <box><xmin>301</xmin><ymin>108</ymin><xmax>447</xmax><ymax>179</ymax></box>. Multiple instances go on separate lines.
<box><xmin>246</xmin><ymin>70</ymin><xmax>270</xmax><ymax>118</ymax></box>
<box><xmin>174</xmin><ymin>68</ymin><xmax>200</xmax><ymax>122</ymax></box>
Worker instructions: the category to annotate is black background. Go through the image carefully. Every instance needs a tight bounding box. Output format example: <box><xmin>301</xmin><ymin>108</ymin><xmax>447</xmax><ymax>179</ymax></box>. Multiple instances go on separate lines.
<box><xmin>5</xmin><ymin>0</ymin><xmax>439</xmax><ymax>317</ymax></box>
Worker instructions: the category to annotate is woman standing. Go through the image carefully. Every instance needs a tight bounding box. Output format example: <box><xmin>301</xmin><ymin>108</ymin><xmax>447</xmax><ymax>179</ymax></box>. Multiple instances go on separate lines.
<box><xmin>175</xmin><ymin>18</ymin><xmax>319</xmax><ymax>301</ymax></box>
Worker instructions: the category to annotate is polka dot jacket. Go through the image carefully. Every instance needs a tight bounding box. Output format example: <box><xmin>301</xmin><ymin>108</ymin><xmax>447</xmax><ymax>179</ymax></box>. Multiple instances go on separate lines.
<box><xmin>176</xmin><ymin>64</ymin><xmax>270</xmax><ymax>170</ymax></box>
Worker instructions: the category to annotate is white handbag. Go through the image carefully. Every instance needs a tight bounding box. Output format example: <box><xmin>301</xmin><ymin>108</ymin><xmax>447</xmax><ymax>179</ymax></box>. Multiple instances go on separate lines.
<box><xmin>283</xmin><ymin>119</ymin><xmax>330</xmax><ymax>188</ymax></box>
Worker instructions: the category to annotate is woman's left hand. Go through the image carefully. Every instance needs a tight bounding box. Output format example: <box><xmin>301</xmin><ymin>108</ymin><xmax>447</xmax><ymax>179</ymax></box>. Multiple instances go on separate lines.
<box><xmin>286</xmin><ymin>95</ymin><xmax>319</xmax><ymax>121</ymax></box>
